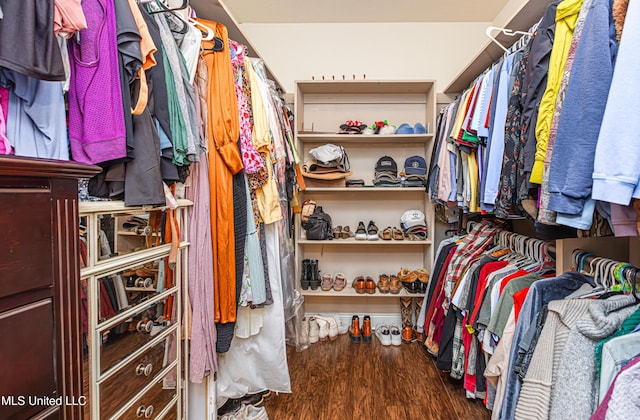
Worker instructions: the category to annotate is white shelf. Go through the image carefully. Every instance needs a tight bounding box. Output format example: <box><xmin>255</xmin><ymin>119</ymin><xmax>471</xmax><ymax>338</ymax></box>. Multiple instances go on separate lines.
<box><xmin>296</xmin><ymin>80</ymin><xmax>436</xmax><ymax>95</ymax></box>
<box><xmin>297</xmin><ymin>133</ymin><xmax>433</xmax><ymax>144</ymax></box>
<box><xmin>79</xmin><ymin>199</ymin><xmax>193</xmax><ymax>214</ymax></box>
<box><xmin>301</xmin><ymin>288</ymin><xmax>425</xmax><ymax>298</ymax></box>
<box><xmin>298</xmin><ymin>239</ymin><xmax>431</xmax><ymax>246</ymax></box>
<box><xmin>304</xmin><ymin>187</ymin><xmax>425</xmax><ymax>193</ymax></box>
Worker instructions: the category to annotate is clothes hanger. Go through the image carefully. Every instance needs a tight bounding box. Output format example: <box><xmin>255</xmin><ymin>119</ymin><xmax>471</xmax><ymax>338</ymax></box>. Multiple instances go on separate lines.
<box><xmin>188</xmin><ymin>17</ymin><xmax>214</xmax><ymax>41</ymax></box>
<box><xmin>485</xmin><ymin>26</ymin><xmax>533</xmax><ymax>53</ymax></box>
<box><xmin>148</xmin><ymin>0</ymin><xmax>188</xmax><ymax>14</ymax></box>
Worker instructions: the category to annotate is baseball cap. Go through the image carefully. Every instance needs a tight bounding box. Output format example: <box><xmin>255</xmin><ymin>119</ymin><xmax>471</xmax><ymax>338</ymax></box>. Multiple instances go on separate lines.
<box><xmin>404</xmin><ymin>156</ymin><xmax>427</xmax><ymax>176</ymax></box>
<box><xmin>401</xmin><ymin>209</ymin><xmax>426</xmax><ymax>230</ymax></box>
<box><xmin>375</xmin><ymin>156</ymin><xmax>398</xmax><ymax>175</ymax></box>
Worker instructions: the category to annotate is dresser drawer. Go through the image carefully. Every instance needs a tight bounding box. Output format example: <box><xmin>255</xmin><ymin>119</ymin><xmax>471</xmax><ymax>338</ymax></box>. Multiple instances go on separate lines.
<box><xmin>158</xmin><ymin>401</ymin><xmax>179</xmax><ymax>420</ymax></box>
<box><xmin>99</xmin><ymin>290</ymin><xmax>177</xmax><ymax>375</ymax></box>
<box><xmin>97</xmin><ymin>256</ymin><xmax>173</xmax><ymax>325</ymax></box>
<box><xmin>115</xmin><ymin>366</ymin><xmax>178</xmax><ymax>419</ymax></box>
<box><xmin>0</xmin><ymin>190</ymin><xmax>53</xmax><ymax>299</ymax></box>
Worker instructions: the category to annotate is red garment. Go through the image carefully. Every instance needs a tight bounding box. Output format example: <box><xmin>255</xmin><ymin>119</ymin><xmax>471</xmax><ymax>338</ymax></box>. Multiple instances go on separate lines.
<box><xmin>499</xmin><ymin>269</ymin><xmax>530</xmax><ymax>294</ymax></box>
<box><xmin>468</xmin><ymin>260</ymin><xmax>509</xmax><ymax>325</ymax></box>
<box><xmin>512</xmin><ymin>287</ymin><xmax>530</xmax><ymax>323</ymax></box>
<box><xmin>98</xmin><ymin>280</ymin><xmax>116</xmax><ymax>320</ymax></box>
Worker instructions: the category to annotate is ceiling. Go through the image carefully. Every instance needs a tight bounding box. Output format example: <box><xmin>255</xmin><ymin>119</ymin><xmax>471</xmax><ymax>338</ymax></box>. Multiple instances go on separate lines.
<box><xmin>217</xmin><ymin>0</ymin><xmax>510</xmax><ymax>23</ymax></box>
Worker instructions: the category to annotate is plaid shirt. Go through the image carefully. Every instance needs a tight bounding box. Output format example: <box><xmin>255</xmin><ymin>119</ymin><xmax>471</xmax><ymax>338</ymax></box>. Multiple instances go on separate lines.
<box><xmin>444</xmin><ymin>223</ymin><xmax>499</xmax><ymax>303</ymax></box>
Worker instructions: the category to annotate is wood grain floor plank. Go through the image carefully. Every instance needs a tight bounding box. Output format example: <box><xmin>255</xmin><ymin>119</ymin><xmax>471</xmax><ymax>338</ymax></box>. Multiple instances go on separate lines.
<box><xmin>265</xmin><ymin>334</ymin><xmax>491</xmax><ymax>419</ymax></box>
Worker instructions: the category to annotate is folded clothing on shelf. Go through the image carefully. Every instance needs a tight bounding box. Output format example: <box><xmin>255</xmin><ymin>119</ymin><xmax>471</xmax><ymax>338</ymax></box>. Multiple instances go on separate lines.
<box><xmin>302</xmin><ymin>144</ymin><xmax>352</xmax><ymax>180</ymax></box>
<box><xmin>400</xmin><ymin>155</ymin><xmax>427</xmax><ymax>187</ymax></box>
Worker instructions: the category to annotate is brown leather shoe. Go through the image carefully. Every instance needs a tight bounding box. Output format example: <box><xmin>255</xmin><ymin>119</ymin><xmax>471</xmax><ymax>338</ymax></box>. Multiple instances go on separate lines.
<box><xmin>353</xmin><ymin>276</ymin><xmax>366</xmax><ymax>294</ymax></box>
<box><xmin>349</xmin><ymin>315</ymin><xmax>361</xmax><ymax>343</ymax></box>
<box><xmin>389</xmin><ymin>275</ymin><xmax>402</xmax><ymax>294</ymax></box>
<box><xmin>365</xmin><ymin>277</ymin><xmax>376</xmax><ymax>294</ymax></box>
<box><xmin>378</xmin><ymin>275</ymin><xmax>390</xmax><ymax>293</ymax></box>
<box><xmin>362</xmin><ymin>315</ymin><xmax>372</xmax><ymax>343</ymax></box>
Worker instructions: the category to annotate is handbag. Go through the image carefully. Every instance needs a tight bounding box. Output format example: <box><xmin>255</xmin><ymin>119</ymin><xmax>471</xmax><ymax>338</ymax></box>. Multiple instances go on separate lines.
<box><xmin>304</xmin><ymin>206</ymin><xmax>333</xmax><ymax>240</ymax></box>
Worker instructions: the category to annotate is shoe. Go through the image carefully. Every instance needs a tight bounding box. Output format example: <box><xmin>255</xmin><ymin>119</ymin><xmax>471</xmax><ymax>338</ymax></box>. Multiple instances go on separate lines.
<box><xmin>308</xmin><ymin>316</ymin><xmax>319</xmax><ymax>344</ymax></box>
<box><xmin>378</xmin><ymin>274</ymin><xmax>390</xmax><ymax>293</ymax></box>
<box><xmin>333</xmin><ymin>273</ymin><xmax>346</xmax><ymax>291</ymax></box>
<box><xmin>412</xmin><ymin>298</ymin><xmax>423</xmax><ymax>341</ymax></box>
<box><xmin>401</xmin><ymin>297</ymin><xmax>413</xmax><ymax>330</ymax></box>
<box><xmin>390</xmin><ymin>325</ymin><xmax>402</xmax><ymax>346</ymax></box>
<box><xmin>341</xmin><ymin>225</ymin><xmax>354</xmax><ymax>239</ymax></box>
<box><xmin>375</xmin><ymin>324</ymin><xmax>391</xmax><ymax>346</ymax></box>
<box><xmin>417</xmin><ymin>268</ymin><xmax>430</xmax><ymax>283</ymax></box>
<box><xmin>317</xmin><ymin>315</ymin><xmax>339</xmax><ymax>340</ymax></box>
<box><xmin>333</xmin><ymin>225</ymin><xmax>343</xmax><ymax>239</ymax></box>
<box><xmin>353</xmin><ymin>276</ymin><xmax>366</xmax><ymax>294</ymax></box>
<box><xmin>316</xmin><ymin>317</ymin><xmax>329</xmax><ymax>341</ymax></box>
<box><xmin>365</xmin><ymin>277</ymin><xmax>376</xmax><ymax>294</ymax></box>
<box><xmin>362</xmin><ymin>126</ymin><xmax>375</xmax><ymax>135</ymax></box>
<box><xmin>321</xmin><ymin>273</ymin><xmax>333</xmax><ymax>291</ymax></box>
<box><xmin>378</xmin><ymin>226</ymin><xmax>393</xmax><ymax>240</ymax></box>
<box><xmin>349</xmin><ymin>315</ymin><xmax>361</xmax><ymax>343</ymax></box>
<box><xmin>389</xmin><ymin>275</ymin><xmax>402</xmax><ymax>294</ymax></box>
<box><xmin>301</xmin><ymin>259</ymin><xmax>310</xmax><ymax>290</ymax></box>
<box><xmin>402</xmin><ymin>326</ymin><xmax>413</xmax><ymax>344</ymax></box>
<box><xmin>379</xmin><ymin>125</ymin><xmax>396</xmax><ymax>135</ymax></box>
<box><xmin>366</xmin><ymin>221</ymin><xmax>379</xmax><ymax>240</ymax></box>
<box><xmin>413</xmin><ymin>122</ymin><xmax>427</xmax><ymax>134</ymax></box>
<box><xmin>336</xmin><ymin>317</ymin><xmax>349</xmax><ymax>335</ymax></box>
<box><xmin>395</xmin><ymin>123</ymin><xmax>414</xmax><ymax>134</ymax></box>
<box><xmin>392</xmin><ymin>227</ymin><xmax>404</xmax><ymax>240</ymax></box>
<box><xmin>217</xmin><ymin>392</ymin><xmax>265</xmax><ymax>417</ymax></box>
<box><xmin>362</xmin><ymin>315</ymin><xmax>372</xmax><ymax>343</ymax></box>
<box><xmin>355</xmin><ymin>221</ymin><xmax>367</xmax><ymax>240</ymax></box>
<box><xmin>243</xmin><ymin>404</ymin><xmax>268</xmax><ymax>420</ymax></box>
<box><xmin>309</xmin><ymin>260</ymin><xmax>321</xmax><ymax>290</ymax></box>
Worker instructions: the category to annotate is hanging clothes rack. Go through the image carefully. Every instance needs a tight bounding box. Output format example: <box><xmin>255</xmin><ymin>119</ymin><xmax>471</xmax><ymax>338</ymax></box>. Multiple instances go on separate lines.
<box><xmin>572</xmin><ymin>250</ymin><xmax>640</xmax><ymax>299</ymax></box>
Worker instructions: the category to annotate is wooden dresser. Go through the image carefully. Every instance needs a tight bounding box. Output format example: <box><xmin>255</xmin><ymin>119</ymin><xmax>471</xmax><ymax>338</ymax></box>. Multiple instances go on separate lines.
<box><xmin>0</xmin><ymin>156</ymin><xmax>100</xmax><ymax>419</ymax></box>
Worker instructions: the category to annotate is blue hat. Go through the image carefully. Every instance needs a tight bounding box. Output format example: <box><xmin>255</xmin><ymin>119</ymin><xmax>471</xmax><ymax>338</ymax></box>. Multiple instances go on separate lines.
<box><xmin>395</xmin><ymin>123</ymin><xmax>413</xmax><ymax>135</ymax></box>
<box><xmin>404</xmin><ymin>155</ymin><xmax>427</xmax><ymax>175</ymax></box>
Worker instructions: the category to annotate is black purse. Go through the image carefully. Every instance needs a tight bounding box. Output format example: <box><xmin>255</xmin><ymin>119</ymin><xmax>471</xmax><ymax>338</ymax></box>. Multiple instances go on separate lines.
<box><xmin>303</xmin><ymin>206</ymin><xmax>333</xmax><ymax>240</ymax></box>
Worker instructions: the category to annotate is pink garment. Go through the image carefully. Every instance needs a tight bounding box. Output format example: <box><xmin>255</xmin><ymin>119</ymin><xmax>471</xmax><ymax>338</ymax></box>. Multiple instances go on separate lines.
<box><xmin>229</xmin><ymin>40</ymin><xmax>265</xmax><ymax>174</ymax></box>
<box><xmin>54</xmin><ymin>0</ymin><xmax>87</xmax><ymax>38</ymax></box>
<box><xmin>0</xmin><ymin>87</ymin><xmax>11</xmax><ymax>154</ymax></box>
<box><xmin>611</xmin><ymin>203</ymin><xmax>639</xmax><ymax>237</ymax></box>
<box><xmin>591</xmin><ymin>356</ymin><xmax>640</xmax><ymax>420</ymax></box>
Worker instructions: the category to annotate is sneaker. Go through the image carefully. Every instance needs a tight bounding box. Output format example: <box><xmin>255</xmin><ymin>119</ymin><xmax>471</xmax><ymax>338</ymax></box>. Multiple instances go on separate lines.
<box><xmin>413</xmin><ymin>122</ymin><xmax>427</xmax><ymax>134</ymax></box>
<box><xmin>362</xmin><ymin>315</ymin><xmax>372</xmax><ymax>343</ymax></box>
<box><xmin>243</xmin><ymin>404</ymin><xmax>268</xmax><ymax>420</ymax></box>
<box><xmin>308</xmin><ymin>316</ymin><xmax>319</xmax><ymax>344</ymax></box>
<box><xmin>390</xmin><ymin>325</ymin><xmax>402</xmax><ymax>346</ymax></box>
<box><xmin>375</xmin><ymin>324</ymin><xmax>392</xmax><ymax>346</ymax></box>
<box><xmin>301</xmin><ymin>316</ymin><xmax>310</xmax><ymax>344</ymax></box>
<box><xmin>395</xmin><ymin>123</ymin><xmax>414</xmax><ymax>134</ymax></box>
<box><xmin>379</xmin><ymin>125</ymin><xmax>396</xmax><ymax>135</ymax></box>
<box><xmin>366</xmin><ymin>221</ymin><xmax>379</xmax><ymax>240</ymax></box>
<box><xmin>320</xmin><ymin>273</ymin><xmax>333</xmax><ymax>291</ymax></box>
<box><xmin>349</xmin><ymin>315</ymin><xmax>361</xmax><ymax>343</ymax></box>
<box><xmin>336</xmin><ymin>317</ymin><xmax>349</xmax><ymax>335</ymax></box>
<box><xmin>316</xmin><ymin>317</ymin><xmax>329</xmax><ymax>341</ymax></box>
<box><xmin>355</xmin><ymin>221</ymin><xmax>367</xmax><ymax>240</ymax></box>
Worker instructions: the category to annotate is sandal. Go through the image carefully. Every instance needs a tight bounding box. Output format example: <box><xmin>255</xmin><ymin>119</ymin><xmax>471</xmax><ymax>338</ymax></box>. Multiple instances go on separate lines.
<box><xmin>378</xmin><ymin>274</ymin><xmax>390</xmax><ymax>293</ymax></box>
<box><xmin>353</xmin><ymin>276</ymin><xmax>366</xmax><ymax>294</ymax></box>
<box><xmin>378</xmin><ymin>226</ymin><xmax>393</xmax><ymax>240</ymax></box>
<box><xmin>341</xmin><ymin>225</ymin><xmax>354</xmax><ymax>239</ymax></box>
<box><xmin>333</xmin><ymin>226</ymin><xmax>343</xmax><ymax>240</ymax></box>
<box><xmin>333</xmin><ymin>273</ymin><xmax>346</xmax><ymax>291</ymax></box>
<box><xmin>389</xmin><ymin>275</ymin><xmax>402</xmax><ymax>294</ymax></box>
<box><xmin>392</xmin><ymin>227</ymin><xmax>404</xmax><ymax>240</ymax></box>
<box><xmin>321</xmin><ymin>273</ymin><xmax>333</xmax><ymax>291</ymax></box>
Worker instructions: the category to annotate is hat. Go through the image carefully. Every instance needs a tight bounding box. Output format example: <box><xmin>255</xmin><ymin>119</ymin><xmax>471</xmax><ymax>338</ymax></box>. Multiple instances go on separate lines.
<box><xmin>302</xmin><ymin>161</ymin><xmax>352</xmax><ymax>180</ymax></box>
<box><xmin>401</xmin><ymin>209</ymin><xmax>426</xmax><ymax>230</ymax></box>
<box><xmin>375</xmin><ymin>156</ymin><xmax>398</xmax><ymax>175</ymax></box>
<box><xmin>403</xmin><ymin>156</ymin><xmax>427</xmax><ymax>176</ymax></box>
<box><xmin>309</xmin><ymin>144</ymin><xmax>345</xmax><ymax>165</ymax></box>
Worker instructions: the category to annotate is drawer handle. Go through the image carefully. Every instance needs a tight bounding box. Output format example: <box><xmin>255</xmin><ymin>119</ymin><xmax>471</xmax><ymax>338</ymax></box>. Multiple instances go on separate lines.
<box><xmin>136</xmin><ymin>320</ymin><xmax>153</xmax><ymax>333</ymax></box>
<box><xmin>135</xmin><ymin>277</ymin><xmax>153</xmax><ymax>288</ymax></box>
<box><xmin>135</xmin><ymin>363</ymin><xmax>153</xmax><ymax>376</ymax></box>
<box><xmin>136</xmin><ymin>405</ymin><xmax>154</xmax><ymax>418</ymax></box>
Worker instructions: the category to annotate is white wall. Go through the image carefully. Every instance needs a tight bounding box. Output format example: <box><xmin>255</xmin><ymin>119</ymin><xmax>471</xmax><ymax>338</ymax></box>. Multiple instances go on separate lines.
<box><xmin>239</xmin><ymin>22</ymin><xmax>490</xmax><ymax>93</ymax></box>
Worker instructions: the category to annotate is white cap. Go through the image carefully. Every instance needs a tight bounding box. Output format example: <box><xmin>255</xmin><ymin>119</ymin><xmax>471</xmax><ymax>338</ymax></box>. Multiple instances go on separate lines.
<box><xmin>401</xmin><ymin>210</ymin><xmax>426</xmax><ymax>229</ymax></box>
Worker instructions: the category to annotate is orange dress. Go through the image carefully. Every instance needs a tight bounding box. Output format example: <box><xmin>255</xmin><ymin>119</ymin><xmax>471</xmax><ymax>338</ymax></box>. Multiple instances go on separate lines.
<box><xmin>199</xmin><ymin>20</ymin><xmax>244</xmax><ymax>323</ymax></box>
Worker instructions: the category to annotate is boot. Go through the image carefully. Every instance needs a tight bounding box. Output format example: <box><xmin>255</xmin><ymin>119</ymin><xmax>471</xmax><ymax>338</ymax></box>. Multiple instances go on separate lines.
<box><xmin>362</xmin><ymin>315</ymin><xmax>372</xmax><ymax>343</ymax></box>
<box><xmin>309</xmin><ymin>260</ymin><xmax>321</xmax><ymax>290</ymax></box>
<box><xmin>300</xmin><ymin>259</ymin><xmax>310</xmax><ymax>290</ymax></box>
<box><xmin>349</xmin><ymin>315</ymin><xmax>361</xmax><ymax>343</ymax></box>
<box><xmin>400</xmin><ymin>297</ymin><xmax>414</xmax><ymax>344</ymax></box>
<box><xmin>412</xmin><ymin>298</ymin><xmax>423</xmax><ymax>342</ymax></box>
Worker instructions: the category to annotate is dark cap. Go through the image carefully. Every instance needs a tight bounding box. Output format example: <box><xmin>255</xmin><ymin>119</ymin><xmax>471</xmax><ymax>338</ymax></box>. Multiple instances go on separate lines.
<box><xmin>404</xmin><ymin>155</ymin><xmax>427</xmax><ymax>176</ymax></box>
<box><xmin>375</xmin><ymin>156</ymin><xmax>398</xmax><ymax>175</ymax></box>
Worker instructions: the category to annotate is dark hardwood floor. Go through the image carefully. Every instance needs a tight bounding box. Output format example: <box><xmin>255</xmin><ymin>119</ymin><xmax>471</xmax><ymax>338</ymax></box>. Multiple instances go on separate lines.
<box><xmin>265</xmin><ymin>334</ymin><xmax>491</xmax><ymax>420</ymax></box>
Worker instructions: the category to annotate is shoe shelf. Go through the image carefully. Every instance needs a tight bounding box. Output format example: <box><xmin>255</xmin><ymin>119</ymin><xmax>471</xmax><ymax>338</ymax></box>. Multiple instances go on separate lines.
<box><xmin>298</xmin><ymin>239</ymin><xmax>432</xmax><ymax>246</ymax></box>
<box><xmin>297</xmin><ymin>133</ymin><xmax>433</xmax><ymax>145</ymax></box>
<box><xmin>304</xmin><ymin>187</ymin><xmax>425</xmax><ymax>193</ymax></box>
<box><xmin>300</xmin><ymin>288</ymin><xmax>425</xmax><ymax>298</ymax></box>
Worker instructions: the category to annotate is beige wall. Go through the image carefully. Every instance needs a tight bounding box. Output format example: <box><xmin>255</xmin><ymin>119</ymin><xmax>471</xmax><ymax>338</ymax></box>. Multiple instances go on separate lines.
<box><xmin>239</xmin><ymin>22</ymin><xmax>490</xmax><ymax>93</ymax></box>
